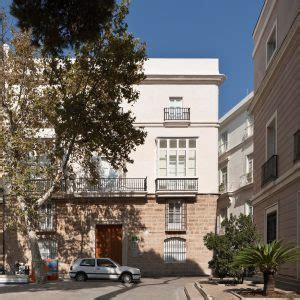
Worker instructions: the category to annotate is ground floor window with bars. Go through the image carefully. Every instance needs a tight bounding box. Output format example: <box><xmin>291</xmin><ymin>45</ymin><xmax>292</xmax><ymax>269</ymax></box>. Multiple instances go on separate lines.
<box><xmin>38</xmin><ymin>239</ymin><xmax>58</xmax><ymax>259</ymax></box>
<box><xmin>164</xmin><ymin>238</ymin><xmax>186</xmax><ymax>263</ymax></box>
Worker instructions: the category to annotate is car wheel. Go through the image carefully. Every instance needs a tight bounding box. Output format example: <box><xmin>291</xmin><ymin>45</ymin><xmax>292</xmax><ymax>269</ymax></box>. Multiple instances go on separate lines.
<box><xmin>121</xmin><ymin>273</ymin><xmax>132</xmax><ymax>284</ymax></box>
<box><xmin>75</xmin><ymin>272</ymin><xmax>87</xmax><ymax>281</ymax></box>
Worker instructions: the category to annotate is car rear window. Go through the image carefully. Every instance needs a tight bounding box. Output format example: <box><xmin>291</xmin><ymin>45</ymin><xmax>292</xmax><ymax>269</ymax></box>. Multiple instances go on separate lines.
<box><xmin>80</xmin><ymin>259</ymin><xmax>95</xmax><ymax>267</ymax></box>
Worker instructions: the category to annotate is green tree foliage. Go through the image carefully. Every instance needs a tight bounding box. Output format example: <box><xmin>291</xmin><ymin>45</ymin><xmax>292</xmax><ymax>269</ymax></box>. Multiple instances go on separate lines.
<box><xmin>234</xmin><ymin>240</ymin><xmax>300</xmax><ymax>296</ymax></box>
<box><xmin>0</xmin><ymin>1</ymin><xmax>146</xmax><ymax>281</ymax></box>
<box><xmin>203</xmin><ymin>214</ymin><xmax>259</xmax><ymax>281</ymax></box>
<box><xmin>11</xmin><ymin>0</ymin><xmax>116</xmax><ymax>53</ymax></box>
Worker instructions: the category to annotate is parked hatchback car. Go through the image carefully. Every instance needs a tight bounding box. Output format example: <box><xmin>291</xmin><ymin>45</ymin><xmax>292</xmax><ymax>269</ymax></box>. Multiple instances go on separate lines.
<box><xmin>69</xmin><ymin>258</ymin><xmax>141</xmax><ymax>283</ymax></box>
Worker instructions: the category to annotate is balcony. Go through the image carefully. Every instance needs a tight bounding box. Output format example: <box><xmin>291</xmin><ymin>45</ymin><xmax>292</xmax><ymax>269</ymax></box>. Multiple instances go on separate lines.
<box><xmin>165</xmin><ymin>202</ymin><xmax>186</xmax><ymax>232</ymax></box>
<box><xmin>30</xmin><ymin>177</ymin><xmax>147</xmax><ymax>196</ymax></box>
<box><xmin>262</xmin><ymin>155</ymin><xmax>278</xmax><ymax>186</ymax></box>
<box><xmin>240</xmin><ymin>173</ymin><xmax>253</xmax><ymax>187</ymax></box>
<box><xmin>163</xmin><ymin>108</ymin><xmax>190</xmax><ymax>127</ymax></box>
<box><xmin>155</xmin><ymin>178</ymin><xmax>198</xmax><ymax>197</ymax></box>
<box><xmin>294</xmin><ymin>130</ymin><xmax>300</xmax><ymax>162</ymax></box>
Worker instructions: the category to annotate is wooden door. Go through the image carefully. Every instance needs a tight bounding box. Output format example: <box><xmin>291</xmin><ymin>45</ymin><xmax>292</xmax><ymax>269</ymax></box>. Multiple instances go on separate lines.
<box><xmin>95</xmin><ymin>224</ymin><xmax>122</xmax><ymax>264</ymax></box>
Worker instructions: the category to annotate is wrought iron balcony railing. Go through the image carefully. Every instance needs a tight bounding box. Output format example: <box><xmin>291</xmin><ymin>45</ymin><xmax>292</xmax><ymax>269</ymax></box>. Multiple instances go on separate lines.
<box><xmin>31</xmin><ymin>177</ymin><xmax>147</xmax><ymax>193</ymax></box>
<box><xmin>164</xmin><ymin>107</ymin><xmax>190</xmax><ymax>121</ymax></box>
<box><xmin>262</xmin><ymin>155</ymin><xmax>278</xmax><ymax>186</ymax></box>
<box><xmin>155</xmin><ymin>178</ymin><xmax>198</xmax><ymax>191</ymax></box>
<box><xmin>165</xmin><ymin>202</ymin><xmax>186</xmax><ymax>231</ymax></box>
<box><xmin>294</xmin><ymin>130</ymin><xmax>300</xmax><ymax>162</ymax></box>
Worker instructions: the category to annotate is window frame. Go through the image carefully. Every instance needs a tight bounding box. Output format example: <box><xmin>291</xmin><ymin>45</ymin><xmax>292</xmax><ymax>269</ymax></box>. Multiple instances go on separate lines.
<box><xmin>166</xmin><ymin>200</ymin><xmax>186</xmax><ymax>231</ymax></box>
<box><xmin>266</xmin><ymin>21</ymin><xmax>277</xmax><ymax>68</ymax></box>
<box><xmin>157</xmin><ymin>138</ymin><xmax>197</xmax><ymax>178</ymax></box>
<box><xmin>80</xmin><ymin>258</ymin><xmax>96</xmax><ymax>267</ymax></box>
<box><xmin>264</xmin><ymin>204</ymin><xmax>278</xmax><ymax>243</ymax></box>
<box><xmin>163</xmin><ymin>237</ymin><xmax>186</xmax><ymax>263</ymax></box>
<box><xmin>265</xmin><ymin>111</ymin><xmax>277</xmax><ymax>160</ymax></box>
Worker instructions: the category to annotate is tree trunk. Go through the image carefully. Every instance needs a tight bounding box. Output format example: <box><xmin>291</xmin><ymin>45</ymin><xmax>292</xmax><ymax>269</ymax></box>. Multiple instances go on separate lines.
<box><xmin>28</xmin><ymin>230</ymin><xmax>47</xmax><ymax>284</ymax></box>
<box><xmin>263</xmin><ymin>272</ymin><xmax>275</xmax><ymax>296</ymax></box>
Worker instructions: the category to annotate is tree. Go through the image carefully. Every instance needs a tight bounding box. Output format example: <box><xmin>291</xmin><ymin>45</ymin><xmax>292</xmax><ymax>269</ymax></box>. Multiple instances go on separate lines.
<box><xmin>0</xmin><ymin>1</ymin><xmax>146</xmax><ymax>283</ymax></box>
<box><xmin>234</xmin><ymin>240</ymin><xmax>300</xmax><ymax>296</ymax></box>
<box><xmin>10</xmin><ymin>0</ymin><xmax>116</xmax><ymax>53</ymax></box>
<box><xmin>203</xmin><ymin>214</ymin><xmax>259</xmax><ymax>281</ymax></box>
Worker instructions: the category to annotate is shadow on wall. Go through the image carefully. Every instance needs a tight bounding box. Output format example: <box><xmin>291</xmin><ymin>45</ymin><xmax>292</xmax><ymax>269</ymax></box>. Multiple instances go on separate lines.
<box><xmin>4</xmin><ymin>196</ymin><xmax>208</xmax><ymax>278</ymax></box>
<box><xmin>55</xmin><ymin>198</ymin><xmax>147</xmax><ymax>270</ymax></box>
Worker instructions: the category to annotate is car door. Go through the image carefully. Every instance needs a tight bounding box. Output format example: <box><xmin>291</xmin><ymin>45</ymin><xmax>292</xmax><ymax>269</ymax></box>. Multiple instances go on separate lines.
<box><xmin>79</xmin><ymin>258</ymin><xmax>96</xmax><ymax>279</ymax></box>
<box><xmin>96</xmin><ymin>259</ymin><xmax>118</xmax><ymax>279</ymax></box>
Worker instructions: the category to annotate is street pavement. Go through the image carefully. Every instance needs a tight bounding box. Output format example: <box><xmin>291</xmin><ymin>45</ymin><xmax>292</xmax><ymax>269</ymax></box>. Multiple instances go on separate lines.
<box><xmin>0</xmin><ymin>277</ymin><xmax>198</xmax><ymax>300</ymax></box>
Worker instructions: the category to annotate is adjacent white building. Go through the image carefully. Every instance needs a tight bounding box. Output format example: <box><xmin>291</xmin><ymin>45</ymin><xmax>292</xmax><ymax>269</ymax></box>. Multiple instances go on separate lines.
<box><xmin>217</xmin><ymin>92</ymin><xmax>254</xmax><ymax>232</ymax></box>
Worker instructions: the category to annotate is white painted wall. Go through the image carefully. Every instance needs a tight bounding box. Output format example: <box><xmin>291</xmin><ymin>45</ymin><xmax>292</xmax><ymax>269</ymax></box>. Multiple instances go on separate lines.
<box><xmin>122</xmin><ymin>58</ymin><xmax>223</xmax><ymax>194</ymax></box>
<box><xmin>218</xmin><ymin>93</ymin><xmax>254</xmax><ymax>218</ymax></box>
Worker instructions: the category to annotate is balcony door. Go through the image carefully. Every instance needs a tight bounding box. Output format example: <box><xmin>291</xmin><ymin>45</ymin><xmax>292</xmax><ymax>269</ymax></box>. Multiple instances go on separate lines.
<box><xmin>169</xmin><ymin>97</ymin><xmax>183</xmax><ymax>119</ymax></box>
<box><xmin>266</xmin><ymin>117</ymin><xmax>276</xmax><ymax>159</ymax></box>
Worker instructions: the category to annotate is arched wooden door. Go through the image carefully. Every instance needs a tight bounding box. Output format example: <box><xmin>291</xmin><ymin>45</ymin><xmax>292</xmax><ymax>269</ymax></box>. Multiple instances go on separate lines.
<box><xmin>95</xmin><ymin>224</ymin><xmax>122</xmax><ymax>265</ymax></box>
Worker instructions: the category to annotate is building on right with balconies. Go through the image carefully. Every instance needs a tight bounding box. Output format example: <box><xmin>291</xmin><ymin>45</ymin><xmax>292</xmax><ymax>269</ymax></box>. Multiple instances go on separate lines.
<box><xmin>250</xmin><ymin>0</ymin><xmax>300</xmax><ymax>285</ymax></box>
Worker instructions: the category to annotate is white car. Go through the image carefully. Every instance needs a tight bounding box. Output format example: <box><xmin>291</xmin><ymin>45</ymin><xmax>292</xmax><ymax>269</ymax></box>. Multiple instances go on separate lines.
<box><xmin>69</xmin><ymin>258</ymin><xmax>141</xmax><ymax>283</ymax></box>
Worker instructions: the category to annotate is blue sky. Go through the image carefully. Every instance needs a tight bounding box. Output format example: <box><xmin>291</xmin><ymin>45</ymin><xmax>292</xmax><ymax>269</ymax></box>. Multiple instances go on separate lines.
<box><xmin>2</xmin><ymin>0</ymin><xmax>264</xmax><ymax>117</ymax></box>
<box><xmin>126</xmin><ymin>0</ymin><xmax>264</xmax><ymax>117</ymax></box>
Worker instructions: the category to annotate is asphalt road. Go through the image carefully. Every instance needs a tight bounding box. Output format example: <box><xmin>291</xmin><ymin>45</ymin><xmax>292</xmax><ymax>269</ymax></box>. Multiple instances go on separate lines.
<box><xmin>0</xmin><ymin>277</ymin><xmax>198</xmax><ymax>300</ymax></box>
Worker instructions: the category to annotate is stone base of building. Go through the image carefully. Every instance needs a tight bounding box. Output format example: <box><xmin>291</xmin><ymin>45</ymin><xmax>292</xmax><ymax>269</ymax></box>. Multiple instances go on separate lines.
<box><xmin>4</xmin><ymin>194</ymin><xmax>218</xmax><ymax>277</ymax></box>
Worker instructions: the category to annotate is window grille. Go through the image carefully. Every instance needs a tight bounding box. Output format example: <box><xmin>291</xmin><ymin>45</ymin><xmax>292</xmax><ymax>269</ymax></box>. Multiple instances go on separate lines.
<box><xmin>38</xmin><ymin>239</ymin><xmax>58</xmax><ymax>259</ymax></box>
<box><xmin>164</xmin><ymin>238</ymin><xmax>186</xmax><ymax>263</ymax></box>
<box><xmin>166</xmin><ymin>201</ymin><xmax>186</xmax><ymax>231</ymax></box>
<box><xmin>39</xmin><ymin>203</ymin><xmax>55</xmax><ymax>231</ymax></box>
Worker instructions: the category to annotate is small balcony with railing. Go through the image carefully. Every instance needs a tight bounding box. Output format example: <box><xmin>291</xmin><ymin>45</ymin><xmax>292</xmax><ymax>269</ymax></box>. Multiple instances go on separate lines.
<box><xmin>294</xmin><ymin>130</ymin><xmax>300</xmax><ymax>162</ymax></box>
<box><xmin>261</xmin><ymin>155</ymin><xmax>278</xmax><ymax>186</ymax></box>
<box><xmin>30</xmin><ymin>177</ymin><xmax>147</xmax><ymax>197</ymax></box>
<box><xmin>240</xmin><ymin>172</ymin><xmax>253</xmax><ymax>187</ymax></box>
<box><xmin>155</xmin><ymin>178</ymin><xmax>198</xmax><ymax>197</ymax></box>
<box><xmin>163</xmin><ymin>107</ymin><xmax>190</xmax><ymax>127</ymax></box>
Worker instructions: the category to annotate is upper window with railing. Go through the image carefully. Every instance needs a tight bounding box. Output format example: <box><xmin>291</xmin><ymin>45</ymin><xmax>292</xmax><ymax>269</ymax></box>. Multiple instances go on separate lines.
<box><xmin>219</xmin><ymin>165</ymin><xmax>228</xmax><ymax>193</ymax></box>
<box><xmin>164</xmin><ymin>97</ymin><xmax>190</xmax><ymax>121</ymax></box>
<box><xmin>243</xmin><ymin>115</ymin><xmax>254</xmax><ymax>140</ymax></box>
<box><xmin>157</xmin><ymin>138</ymin><xmax>196</xmax><ymax>177</ymax></box>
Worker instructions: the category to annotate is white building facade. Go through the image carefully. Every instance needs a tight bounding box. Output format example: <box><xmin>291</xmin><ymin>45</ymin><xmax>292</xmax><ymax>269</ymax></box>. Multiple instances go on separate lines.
<box><xmin>217</xmin><ymin>92</ymin><xmax>254</xmax><ymax>232</ymax></box>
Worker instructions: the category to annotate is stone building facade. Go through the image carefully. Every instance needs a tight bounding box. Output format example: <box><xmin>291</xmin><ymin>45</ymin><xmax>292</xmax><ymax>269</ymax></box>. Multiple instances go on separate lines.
<box><xmin>4</xmin><ymin>59</ymin><xmax>225</xmax><ymax>276</ymax></box>
<box><xmin>250</xmin><ymin>0</ymin><xmax>300</xmax><ymax>286</ymax></box>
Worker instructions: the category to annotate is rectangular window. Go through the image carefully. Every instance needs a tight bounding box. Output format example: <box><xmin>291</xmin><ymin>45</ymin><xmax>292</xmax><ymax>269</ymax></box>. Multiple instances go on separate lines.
<box><xmin>246</xmin><ymin>155</ymin><xmax>253</xmax><ymax>183</ymax></box>
<box><xmin>80</xmin><ymin>259</ymin><xmax>95</xmax><ymax>267</ymax></box>
<box><xmin>169</xmin><ymin>97</ymin><xmax>183</xmax><ymax>119</ymax></box>
<box><xmin>39</xmin><ymin>204</ymin><xmax>55</xmax><ymax>231</ymax></box>
<box><xmin>166</xmin><ymin>201</ymin><xmax>186</xmax><ymax>231</ymax></box>
<box><xmin>219</xmin><ymin>166</ymin><xmax>228</xmax><ymax>192</ymax></box>
<box><xmin>266</xmin><ymin>23</ymin><xmax>277</xmax><ymax>66</ymax></box>
<box><xmin>164</xmin><ymin>238</ymin><xmax>186</xmax><ymax>263</ymax></box>
<box><xmin>38</xmin><ymin>240</ymin><xmax>58</xmax><ymax>259</ymax></box>
<box><xmin>267</xmin><ymin>211</ymin><xmax>277</xmax><ymax>243</ymax></box>
<box><xmin>294</xmin><ymin>130</ymin><xmax>300</xmax><ymax>162</ymax></box>
<box><xmin>157</xmin><ymin>138</ymin><xmax>196</xmax><ymax>177</ymax></box>
<box><xmin>219</xmin><ymin>132</ymin><xmax>228</xmax><ymax>154</ymax></box>
<box><xmin>266</xmin><ymin>117</ymin><xmax>276</xmax><ymax>159</ymax></box>
<box><xmin>265</xmin><ymin>205</ymin><xmax>278</xmax><ymax>244</ymax></box>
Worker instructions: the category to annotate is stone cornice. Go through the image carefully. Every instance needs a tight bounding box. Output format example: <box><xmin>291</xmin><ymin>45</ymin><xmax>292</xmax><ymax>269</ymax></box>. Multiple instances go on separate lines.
<box><xmin>142</xmin><ymin>74</ymin><xmax>226</xmax><ymax>86</ymax></box>
<box><xmin>250</xmin><ymin>13</ymin><xmax>300</xmax><ymax>113</ymax></box>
